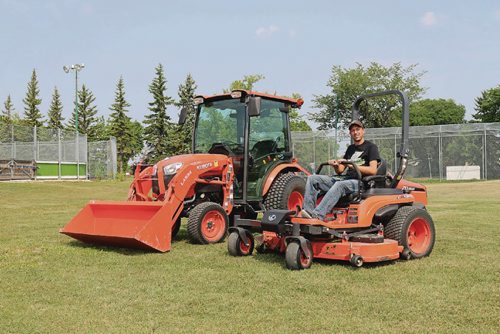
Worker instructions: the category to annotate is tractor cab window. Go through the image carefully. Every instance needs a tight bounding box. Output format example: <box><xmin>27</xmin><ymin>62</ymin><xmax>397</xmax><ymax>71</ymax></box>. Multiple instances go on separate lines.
<box><xmin>249</xmin><ymin>100</ymin><xmax>289</xmax><ymax>158</ymax></box>
<box><xmin>247</xmin><ymin>99</ymin><xmax>290</xmax><ymax>200</ymax></box>
<box><xmin>194</xmin><ymin>99</ymin><xmax>245</xmax><ymax>155</ymax></box>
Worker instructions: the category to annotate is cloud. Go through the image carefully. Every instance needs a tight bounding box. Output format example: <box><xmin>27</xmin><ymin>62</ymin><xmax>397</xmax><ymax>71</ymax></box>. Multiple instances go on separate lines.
<box><xmin>256</xmin><ymin>25</ymin><xmax>279</xmax><ymax>37</ymax></box>
<box><xmin>420</xmin><ymin>11</ymin><xmax>437</xmax><ymax>27</ymax></box>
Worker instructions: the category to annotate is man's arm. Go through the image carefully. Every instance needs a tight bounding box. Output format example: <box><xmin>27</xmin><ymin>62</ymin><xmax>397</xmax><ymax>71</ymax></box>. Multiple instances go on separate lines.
<box><xmin>358</xmin><ymin>160</ymin><xmax>378</xmax><ymax>176</ymax></box>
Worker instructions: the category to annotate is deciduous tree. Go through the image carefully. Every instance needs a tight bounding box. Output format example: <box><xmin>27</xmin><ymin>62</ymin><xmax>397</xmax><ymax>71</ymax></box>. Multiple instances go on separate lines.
<box><xmin>410</xmin><ymin>99</ymin><xmax>465</xmax><ymax>126</ymax></box>
<box><xmin>473</xmin><ymin>85</ymin><xmax>500</xmax><ymax>123</ymax></box>
<box><xmin>311</xmin><ymin>62</ymin><xmax>426</xmax><ymax>129</ymax></box>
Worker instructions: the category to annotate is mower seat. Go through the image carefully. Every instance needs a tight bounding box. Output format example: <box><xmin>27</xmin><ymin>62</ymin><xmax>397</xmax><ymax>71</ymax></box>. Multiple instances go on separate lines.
<box><xmin>362</xmin><ymin>159</ymin><xmax>388</xmax><ymax>189</ymax></box>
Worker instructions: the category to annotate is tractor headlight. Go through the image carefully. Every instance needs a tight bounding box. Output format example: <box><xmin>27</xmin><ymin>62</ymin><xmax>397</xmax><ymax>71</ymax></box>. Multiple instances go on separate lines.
<box><xmin>163</xmin><ymin>162</ymin><xmax>183</xmax><ymax>175</ymax></box>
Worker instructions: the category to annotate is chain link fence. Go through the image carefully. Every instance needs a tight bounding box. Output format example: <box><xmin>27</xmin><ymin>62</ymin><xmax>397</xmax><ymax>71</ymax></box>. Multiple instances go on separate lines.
<box><xmin>0</xmin><ymin>123</ymin><xmax>117</xmax><ymax>180</ymax></box>
<box><xmin>292</xmin><ymin>122</ymin><xmax>500</xmax><ymax>180</ymax></box>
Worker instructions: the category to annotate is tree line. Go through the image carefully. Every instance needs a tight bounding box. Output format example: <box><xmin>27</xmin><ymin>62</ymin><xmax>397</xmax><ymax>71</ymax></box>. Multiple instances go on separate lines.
<box><xmin>1</xmin><ymin>62</ymin><xmax>498</xmax><ymax>173</ymax></box>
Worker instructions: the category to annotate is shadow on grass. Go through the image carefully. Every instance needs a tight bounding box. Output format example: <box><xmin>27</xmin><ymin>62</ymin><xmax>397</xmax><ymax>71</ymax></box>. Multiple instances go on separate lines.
<box><xmin>249</xmin><ymin>249</ymin><xmax>400</xmax><ymax>271</ymax></box>
<box><xmin>66</xmin><ymin>240</ymin><xmax>158</xmax><ymax>256</ymax></box>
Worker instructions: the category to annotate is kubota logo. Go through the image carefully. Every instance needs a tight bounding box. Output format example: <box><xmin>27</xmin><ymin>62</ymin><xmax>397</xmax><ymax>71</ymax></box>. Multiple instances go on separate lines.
<box><xmin>196</xmin><ymin>162</ymin><xmax>213</xmax><ymax>170</ymax></box>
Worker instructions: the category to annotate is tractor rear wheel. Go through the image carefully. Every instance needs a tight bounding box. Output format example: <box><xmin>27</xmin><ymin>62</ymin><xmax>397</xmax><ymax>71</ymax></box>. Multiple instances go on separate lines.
<box><xmin>227</xmin><ymin>231</ymin><xmax>254</xmax><ymax>256</ymax></box>
<box><xmin>187</xmin><ymin>202</ymin><xmax>229</xmax><ymax>244</ymax></box>
<box><xmin>263</xmin><ymin>173</ymin><xmax>306</xmax><ymax>211</ymax></box>
<box><xmin>285</xmin><ymin>241</ymin><xmax>312</xmax><ymax>270</ymax></box>
<box><xmin>385</xmin><ymin>206</ymin><xmax>435</xmax><ymax>259</ymax></box>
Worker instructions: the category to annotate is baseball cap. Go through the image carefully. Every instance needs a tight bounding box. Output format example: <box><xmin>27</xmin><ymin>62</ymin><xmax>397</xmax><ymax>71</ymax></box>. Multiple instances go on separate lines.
<box><xmin>348</xmin><ymin>120</ymin><xmax>364</xmax><ymax>129</ymax></box>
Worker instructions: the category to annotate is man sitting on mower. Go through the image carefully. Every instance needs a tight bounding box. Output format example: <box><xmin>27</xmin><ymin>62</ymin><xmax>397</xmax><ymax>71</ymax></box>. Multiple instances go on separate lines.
<box><xmin>300</xmin><ymin>120</ymin><xmax>380</xmax><ymax>220</ymax></box>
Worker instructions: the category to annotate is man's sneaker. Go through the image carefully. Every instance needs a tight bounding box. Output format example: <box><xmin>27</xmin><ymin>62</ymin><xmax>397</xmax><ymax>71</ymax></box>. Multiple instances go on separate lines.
<box><xmin>300</xmin><ymin>210</ymin><xmax>313</xmax><ymax>219</ymax></box>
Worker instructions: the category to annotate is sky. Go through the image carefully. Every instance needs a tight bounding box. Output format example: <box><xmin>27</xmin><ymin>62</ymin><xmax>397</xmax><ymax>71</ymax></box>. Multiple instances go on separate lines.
<box><xmin>0</xmin><ymin>0</ymin><xmax>499</xmax><ymax>129</ymax></box>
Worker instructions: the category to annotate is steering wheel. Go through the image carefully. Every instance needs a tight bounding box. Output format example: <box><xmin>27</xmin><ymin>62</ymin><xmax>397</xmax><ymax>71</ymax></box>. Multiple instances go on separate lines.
<box><xmin>208</xmin><ymin>142</ymin><xmax>236</xmax><ymax>156</ymax></box>
<box><xmin>315</xmin><ymin>160</ymin><xmax>362</xmax><ymax>180</ymax></box>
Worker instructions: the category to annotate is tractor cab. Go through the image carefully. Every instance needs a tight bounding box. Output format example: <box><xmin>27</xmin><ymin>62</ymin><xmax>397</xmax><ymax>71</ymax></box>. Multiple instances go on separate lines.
<box><xmin>181</xmin><ymin>90</ymin><xmax>305</xmax><ymax>205</ymax></box>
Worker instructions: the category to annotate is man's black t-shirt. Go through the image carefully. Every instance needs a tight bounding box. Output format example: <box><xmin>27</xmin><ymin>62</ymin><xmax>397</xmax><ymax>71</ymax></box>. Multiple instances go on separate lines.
<box><xmin>342</xmin><ymin>140</ymin><xmax>380</xmax><ymax>178</ymax></box>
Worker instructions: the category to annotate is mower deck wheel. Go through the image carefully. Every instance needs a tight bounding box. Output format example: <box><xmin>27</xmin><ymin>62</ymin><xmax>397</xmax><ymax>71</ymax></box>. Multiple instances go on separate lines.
<box><xmin>228</xmin><ymin>231</ymin><xmax>254</xmax><ymax>256</ymax></box>
<box><xmin>285</xmin><ymin>241</ymin><xmax>312</xmax><ymax>270</ymax></box>
<box><xmin>350</xmin><ymin>255</ymin><xmax>364</xmax><ymax>268</ymax></box>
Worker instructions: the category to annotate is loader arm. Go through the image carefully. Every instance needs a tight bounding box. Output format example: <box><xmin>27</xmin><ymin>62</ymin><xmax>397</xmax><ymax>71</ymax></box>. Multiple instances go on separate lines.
<box><xmin>61</xmin><ymin>155</ymin><xmax>235</xmax><ymax>252</ymax></box>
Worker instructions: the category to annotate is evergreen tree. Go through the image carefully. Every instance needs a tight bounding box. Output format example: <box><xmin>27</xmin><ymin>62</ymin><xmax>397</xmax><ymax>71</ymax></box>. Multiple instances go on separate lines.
<box><xmin>23</xmin><ymin>69</ymin><xmax>44</xmax><ymax>127</ymax></box>
<box><xmin>1</xmin><ymin>95</ymin><xmax>15</xmax><ymax>124</ymax></box>
<box><xmin>143</xmin><ymin>64</ymin><xmax>175</xmax><ymax>160</ymax></box>
<box><xmin>47</xmin><ymin>87</ymin><xmax>65</xmax><ymax>128</ymax></box>
<box><xmin>68</xmin><ymin>85</ymin><xmax>99</xmax><ymax>139</ymax></box>
<box><xmin>174</xmin><ymin>73</ymin><xmax>197</xmax><ymax>154</ymax></box>
<box><xmin>108</xmin><ymin>76</ymin><xmax>133</xmax><ymax>173</ymax></box>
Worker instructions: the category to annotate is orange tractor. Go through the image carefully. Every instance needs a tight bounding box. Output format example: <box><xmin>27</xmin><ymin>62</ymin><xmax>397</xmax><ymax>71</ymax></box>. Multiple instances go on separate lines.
<box><xmin>60</xmin><ymin>90</ymin><xmax>309</xmax><ymax>252</ymax></box>
<box><xmin>228</xmin><ymin>90</ymin><xmax>436</xmax><ymax>269</ymax></box>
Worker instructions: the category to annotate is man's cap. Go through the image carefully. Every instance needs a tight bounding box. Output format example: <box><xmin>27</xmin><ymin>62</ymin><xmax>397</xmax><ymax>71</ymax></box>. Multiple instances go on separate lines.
<box><xmin>348</xmin><ymin>120</ymin><xmax>364</xmax><ymax>129</ymax></box>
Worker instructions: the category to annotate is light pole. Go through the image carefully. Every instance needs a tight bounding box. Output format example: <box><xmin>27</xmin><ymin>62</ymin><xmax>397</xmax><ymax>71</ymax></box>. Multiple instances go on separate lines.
<box><xmin>63</xmin><ymin>63</ymin><xmax>85</xmax><ymax>179</ymax></box>
<box><xmin>63</xmin><ymin>63</ymin><xmax>85</xmax><ymax>132</ymax></box>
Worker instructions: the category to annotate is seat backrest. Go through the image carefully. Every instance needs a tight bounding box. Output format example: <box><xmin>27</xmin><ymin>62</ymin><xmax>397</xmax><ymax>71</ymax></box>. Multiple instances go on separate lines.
<box><xmin>376</xmin><ymin>159</ymin><xmax>387</xmax><ymax>176</ymax></box>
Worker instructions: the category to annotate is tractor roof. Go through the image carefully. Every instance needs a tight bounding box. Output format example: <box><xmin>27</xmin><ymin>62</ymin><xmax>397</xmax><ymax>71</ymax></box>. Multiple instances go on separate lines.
<box><xmin>194</xmin><ymin>90</ymin><xmax>304</xmax><ymax>108</ymax></box>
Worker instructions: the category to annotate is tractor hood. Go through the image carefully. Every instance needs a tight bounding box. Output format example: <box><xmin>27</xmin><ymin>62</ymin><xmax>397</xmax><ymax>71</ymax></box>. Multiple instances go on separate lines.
<box><xmin>129</xmin><ymin>153</ymin><xmax>232</xmax><ymax>202</ymax></box>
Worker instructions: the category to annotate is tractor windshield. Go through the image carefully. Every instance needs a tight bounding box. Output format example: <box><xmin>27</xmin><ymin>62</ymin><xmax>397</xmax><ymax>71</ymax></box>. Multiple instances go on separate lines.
<box><xmin>194</xmin><ymin>99</ymin><xmax>245</xmax><ymax>154</ymax></box>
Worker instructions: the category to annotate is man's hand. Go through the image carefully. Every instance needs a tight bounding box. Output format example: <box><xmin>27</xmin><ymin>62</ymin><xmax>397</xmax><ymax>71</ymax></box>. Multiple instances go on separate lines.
<box><xmin>329</xmin><ymin>159</ymin><xmax>346</xmax><ymax>174</ymax></box>
<box><xmin>328</xmin><ymin>159</ymin><xmax>346</xmax><ymax>167</ymax></box>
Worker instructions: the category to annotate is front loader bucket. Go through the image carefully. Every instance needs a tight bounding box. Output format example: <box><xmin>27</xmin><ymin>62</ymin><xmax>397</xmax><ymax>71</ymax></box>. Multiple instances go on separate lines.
<box><xmin>60</xmin><ymin>200</ymin><xmax>179</xmax><ymax>252</ymax></box>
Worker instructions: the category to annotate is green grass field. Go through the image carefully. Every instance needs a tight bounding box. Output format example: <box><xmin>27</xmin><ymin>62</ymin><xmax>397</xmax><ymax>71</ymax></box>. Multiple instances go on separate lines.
<box><xmin>0</xmin><ymin>180</ymin><xmax>499</xmax><ymax>333</ymax></box>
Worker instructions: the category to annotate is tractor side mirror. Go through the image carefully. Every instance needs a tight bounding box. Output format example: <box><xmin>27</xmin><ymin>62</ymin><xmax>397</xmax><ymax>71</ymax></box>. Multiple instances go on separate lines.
<box><xmin>178</xmin><ymin>107</ymin><xmax>188</xmax><ymax>125</ymax></box>
<box><xmin>248</xmin><ymin>97</ymin><xmax>261</xmax><ymax>117</ymax></box>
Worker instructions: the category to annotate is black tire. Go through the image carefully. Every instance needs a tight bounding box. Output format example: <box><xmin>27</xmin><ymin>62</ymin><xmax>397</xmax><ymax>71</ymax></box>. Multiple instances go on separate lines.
<box><xmin>263</xmin><ymin>173</ymin><xmax>306</xmax><ymax>211</ymax></box>
<box><xmin>187</xmin><ymin>202</ymin><xmax>229</xmax><ymax>244</ymax></box>
<box><xmin>171</xmin><ymin>217</ymin><xmax>181</xmax><ymax>239</ymax></box>
<box><xmin>385</xmin><ymin>206</ymin><xmax>436</xmax><ymax>259</ymax></box>
<box><xmin>227</xmin><ymin>231</ymin><xmax>254</xmax><ymax>256</ymax></box>
<box><xmin>350</xmin><ymin>255</ymin><xmax>364</xmax><ymax>268</ymax></box>
<box><xmin>285</xmin><ymin>241</ymin><xmax>312</xmax><ymax>270</ymax></box>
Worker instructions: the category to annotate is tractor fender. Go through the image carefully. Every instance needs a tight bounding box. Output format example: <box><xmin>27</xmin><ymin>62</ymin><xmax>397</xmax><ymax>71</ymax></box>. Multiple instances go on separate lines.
<box><xmin>284</xmin><ymin>236</ymin><xmax>312</xmax><ymax>260</ymax></box>
<box><xmin>374</xmin><ymin>204</ymin><xmax>400</xmax><ymax>222</ymax></box>
<box><xmin>262</xmin><ymin>162</ymin><xmax>310</xmax><ymax>196</ymax></box>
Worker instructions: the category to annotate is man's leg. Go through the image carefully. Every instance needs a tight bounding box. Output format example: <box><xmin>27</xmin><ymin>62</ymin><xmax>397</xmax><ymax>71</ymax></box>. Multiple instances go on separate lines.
<box><xmin>302</xmin><ymin>174</ymin><xmax>335</xmax><ymax>213</ymax></box>
<box><xmin>311</xmin><ymin>179</ymin><xmax>358</xmax><ymax>220</ymax></box>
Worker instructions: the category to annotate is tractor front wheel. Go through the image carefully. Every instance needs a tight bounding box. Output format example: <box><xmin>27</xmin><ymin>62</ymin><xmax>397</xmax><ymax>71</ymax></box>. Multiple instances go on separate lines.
<box><xmin>285</xmin><ymin>241</ymin><xmax>312</xmax><ymax>270</ymax></box>
<box><xmin>385</xmin><ymin>206</ymin><xmax>436</xmax><ymax>259</ymax></box>
<box><xmin>187</xmin><ymin>202</ymin><xmax>229</xmax><ymax>244</ymax></box>
<box><xmin>227</xmin><ymin>231</ymin><xmax>254</xmax><ymax>256</ymax></box>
